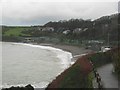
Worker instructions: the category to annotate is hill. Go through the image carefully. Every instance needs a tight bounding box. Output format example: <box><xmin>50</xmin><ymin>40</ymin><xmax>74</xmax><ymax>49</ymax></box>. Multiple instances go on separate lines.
<box><xmin>2</xmin><ymin>13</ymin><xmax>119</xmax><ymax>47</ymax></box>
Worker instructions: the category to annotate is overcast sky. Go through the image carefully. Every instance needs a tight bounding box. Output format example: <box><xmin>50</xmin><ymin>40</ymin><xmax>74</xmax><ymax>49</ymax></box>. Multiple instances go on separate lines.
<box><xmin>1</xmin><ymin>0</ymin><xmax>119</xmax><ymax>26</ymax></box>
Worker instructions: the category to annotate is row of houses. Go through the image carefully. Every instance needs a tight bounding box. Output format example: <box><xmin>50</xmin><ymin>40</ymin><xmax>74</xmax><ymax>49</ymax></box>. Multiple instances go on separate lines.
<box><xmin>37</xmin><ymin>27</ymin><xmax>54</xmax><ymax>32</ymax></box>
<box><xmin>35</xmin><ymin>26</ymin><xmax>88</xmax><ymax>35</ymax></box>
<box><xmin>63</xmin><ymin>28</ymin><xmax>88</xmax><ymax>34</ymax></box>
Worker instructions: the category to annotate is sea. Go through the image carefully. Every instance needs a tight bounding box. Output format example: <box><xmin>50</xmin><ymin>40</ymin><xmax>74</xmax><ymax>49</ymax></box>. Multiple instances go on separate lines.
<box><xmin>1</xmin><ymin>42</ymin><xmax>73</xmax><ymax>89</ymax></box>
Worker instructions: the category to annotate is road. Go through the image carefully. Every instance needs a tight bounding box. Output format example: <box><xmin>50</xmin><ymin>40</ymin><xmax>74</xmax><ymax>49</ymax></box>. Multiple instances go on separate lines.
<box><xmin>97</xmin><ymin>63</ymin><xmax>120</xmax><ymax>88</ymax></box>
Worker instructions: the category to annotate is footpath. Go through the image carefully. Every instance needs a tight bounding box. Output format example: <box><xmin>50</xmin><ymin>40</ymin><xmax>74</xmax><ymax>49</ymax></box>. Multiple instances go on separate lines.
<box><xmin>97</xmin><ymin>64</ymin><xmax>119</xmax><ymax>88</ymax></box>
<box><xmin>92</xmin><ymin>63</ymin><xmax>119</xmax><ymax>89</ymax></box>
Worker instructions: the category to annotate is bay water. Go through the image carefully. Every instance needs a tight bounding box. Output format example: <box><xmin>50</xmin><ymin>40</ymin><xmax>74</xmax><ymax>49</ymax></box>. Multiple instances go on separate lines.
<box><xmin>1</xmin><ymin>42</ymin><xmax>72</xmax><ymax>88</ymax></box>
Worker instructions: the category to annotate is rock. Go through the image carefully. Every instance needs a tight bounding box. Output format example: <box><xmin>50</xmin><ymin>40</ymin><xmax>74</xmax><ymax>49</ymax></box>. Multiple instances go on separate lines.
<box><xmin>2</xmin><ymin>84</ymin><xmax>34</xmax><ymax>90</ymax></box>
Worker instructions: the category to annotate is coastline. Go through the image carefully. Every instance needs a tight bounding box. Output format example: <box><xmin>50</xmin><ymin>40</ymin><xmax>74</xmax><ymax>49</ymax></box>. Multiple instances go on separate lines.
<box><xmin>2</xmin><ymin>41</ymin><xmax>93</xmax><ymax>56</ymax></box>
<box><xmin>37</xmin><ymin>43</ymin><xmax>93</xmax><ymax>61</ymax></box>
<box><xmin>2</xmin><ymin>41</ymin><xmax>93</xmax><ymax>89</ymax></box>
<box><xmin>7</xmin><ymin>41</ymin><xmax>93</xmax><ymax>62</ymax></box>
<box><xmin>11</xmin><ymin>42</ymin><xmax>93</xmax><ymax>68</ymax></box>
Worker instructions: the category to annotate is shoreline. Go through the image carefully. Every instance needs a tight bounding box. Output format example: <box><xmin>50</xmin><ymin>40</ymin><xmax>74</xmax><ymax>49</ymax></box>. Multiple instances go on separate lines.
<box><xmin>11</xmin><ymin>42</ymin><xmax>93</xmax><ymax>67</ymax></box>
<box><xmin>2</xmin><ymin>41</ymin><xmax>93</xmax><ymax>60</ymax></box>
<box><xmin>2</xmin><ymin>41</ymin><xmax>93</xmax><ymax>89</ymax></box>
<box><xmin>37</xmin><ymin>43</ymin><xmax>93</xmax><ymax>61</ymax></box>
<box><xmin>2</xmin><ymin>41</ymin><xmax>93</xmax><ymax>56</ymax></box>
<box><xmin>38</xmin><ymin>43</ymin><xmax>93</xmax><ymax>56</ymax></box>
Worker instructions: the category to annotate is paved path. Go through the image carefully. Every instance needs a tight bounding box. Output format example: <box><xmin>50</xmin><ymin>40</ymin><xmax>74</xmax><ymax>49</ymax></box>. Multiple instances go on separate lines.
<box><xmin>97</xmin><ymin>63</ymin><xmax>119</xmax><ymax>88</ymax></box>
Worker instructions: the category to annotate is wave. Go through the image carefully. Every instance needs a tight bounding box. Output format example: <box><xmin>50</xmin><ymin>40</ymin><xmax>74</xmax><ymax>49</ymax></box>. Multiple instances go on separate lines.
<box><xmin>3</xmin><ymin>42</ymin><xmax>73</xmax><ymax>89</ymax></box>
<box><xmin>13</xmin><ymin>43</ymin><xmax>73</xmax><ymax>69</ymax></box>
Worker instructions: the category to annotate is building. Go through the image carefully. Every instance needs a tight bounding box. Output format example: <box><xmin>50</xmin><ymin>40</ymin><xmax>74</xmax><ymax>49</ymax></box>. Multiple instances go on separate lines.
<box><xmin>23</xmin><ymin>38</ymin><xmax>34</xmax><ymax>43</ymax></box>
<box><xmin>73</xmin><ymin>28</ymin><xmax>82</xmax><ymax>33</ymax></box>
<box><xmin>63</xmin><ymin>30</ymin><xmax>71</xmax><ymax>35</ymax></box>
<box><xmin>37</xmin><ymin>27</ymin><xmax>54</xmax><ymax>32</ymax></box>
<box><xmin>42</xmin><ymin>27</ymin><xmax>54</xmax><ymax>32</ymax></box>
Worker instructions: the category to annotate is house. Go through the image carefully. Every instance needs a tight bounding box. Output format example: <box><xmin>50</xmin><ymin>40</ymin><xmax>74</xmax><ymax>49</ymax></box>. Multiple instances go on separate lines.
<box><xmin>37</xmin><ymin>27</ymin><xmax>43</xmax><ymax>31</ymax></box>
<box><xmin>42</xmin><ymin>27</ymin><xmax>54</xmax><ymax>32</ymax></box>
<box><xmin>36</xmin><ymin>27</ymin><xmax>54</xmax><ymax>32</ymax></box>
<box><xmin>23</xmin><ymin>38</ymin><xmax>34</xmax><ymax>43</ymax></box>
<box><xmin>73</xmin><ymin>28</ymin><xmax>82</xmax><ymax>33</ymax></box>
<box><xmin>63</xmin><ymin>30</ymin><xmax>71</xmax><ymax>35</ymax></box>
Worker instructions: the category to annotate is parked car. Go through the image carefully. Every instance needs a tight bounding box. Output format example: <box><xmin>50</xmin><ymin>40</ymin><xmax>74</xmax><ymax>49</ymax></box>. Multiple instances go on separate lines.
<box><xmin>101</xmin><ymin>46</ymin><xmax>111</xmax><ymax>52</ymax></box>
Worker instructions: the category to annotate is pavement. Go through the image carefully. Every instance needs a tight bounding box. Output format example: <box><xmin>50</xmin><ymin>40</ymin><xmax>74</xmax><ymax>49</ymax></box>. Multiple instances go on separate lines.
<box><xmin>97</xmin><ymin>63</ymin><xmax>119</xmax><ymax>88</ymax></box>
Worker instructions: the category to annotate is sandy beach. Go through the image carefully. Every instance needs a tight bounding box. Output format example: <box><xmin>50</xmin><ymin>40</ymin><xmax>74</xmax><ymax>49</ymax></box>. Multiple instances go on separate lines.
<box><xmin>39</xmin><ymin>43</ymin><xmax>93</xmax><ymax>55</ymax></box>
<box><xmin>38</xmin><ymin>43</ymin><xmax>93</xmax><ymax>61</ymax></box>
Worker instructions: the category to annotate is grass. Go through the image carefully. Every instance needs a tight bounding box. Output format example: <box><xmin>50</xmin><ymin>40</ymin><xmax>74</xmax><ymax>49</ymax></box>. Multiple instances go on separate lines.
<box><xmin>87</xmin><ymin>72</ymin><xmax>94</xmax><ymax>88</ymax></box>
<box><xmin>4</xmin><ymin>27</ymin><xmax>30</xmax><ymax>37</ymax></box>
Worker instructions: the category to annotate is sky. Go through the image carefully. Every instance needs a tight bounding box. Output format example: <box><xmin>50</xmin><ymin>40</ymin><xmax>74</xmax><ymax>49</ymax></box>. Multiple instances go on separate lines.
<box><xmin>0</xmin><ymin>0</ymin><xmax>119</xmax><ymax>26</ymax></box>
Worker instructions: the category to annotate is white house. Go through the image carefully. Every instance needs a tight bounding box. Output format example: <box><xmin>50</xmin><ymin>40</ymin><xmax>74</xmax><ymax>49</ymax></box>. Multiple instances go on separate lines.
<box><xmin>42</xmin><ymin>27</ymin><xmax>54</xmax><ymax>32</ymax></box>
<box><xmin>37</xmin><ymin>27</ymin><xmax>43</xmax><ymax>31</ymax></box>
<box><xmin>63</xmin><ymin>30</ymin><xmax>71</xmax><ymax>35</ymax></box>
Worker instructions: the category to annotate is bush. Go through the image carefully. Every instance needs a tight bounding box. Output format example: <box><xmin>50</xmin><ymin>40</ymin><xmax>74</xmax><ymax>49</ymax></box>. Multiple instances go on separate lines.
<box><xmin>88</xmin><ymin>51</ymin><xmax>112</xmax><ymax>68</ymax></box>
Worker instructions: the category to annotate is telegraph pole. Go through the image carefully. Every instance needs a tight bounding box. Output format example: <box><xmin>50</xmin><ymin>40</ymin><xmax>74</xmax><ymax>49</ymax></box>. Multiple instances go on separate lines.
<box><xmin>107</xmin><ymin>33</ymin><xmax>110</xmax><ymax>46</ymax></box>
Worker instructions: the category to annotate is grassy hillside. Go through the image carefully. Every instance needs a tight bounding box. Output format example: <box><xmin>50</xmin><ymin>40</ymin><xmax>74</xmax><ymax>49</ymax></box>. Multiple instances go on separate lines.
<box><xmin>3</xmin><ymin>26</ymin><xmax>30</xmax><ymax>37</ymax></box>
<box><xmin>2</xmin><ymin>26</ymin><xmax>31</xmax><ymax>42</ymax></box>
<box><xmin>4</xmin><ymin>27</ymin><xmax>25</xmax><ymax>36</ymax></box>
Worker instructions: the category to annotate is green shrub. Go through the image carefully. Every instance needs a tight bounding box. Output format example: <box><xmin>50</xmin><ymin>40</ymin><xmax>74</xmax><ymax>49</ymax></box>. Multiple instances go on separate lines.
<box><xmin>88</xmin><ymin>51</ymin><xmax>112</xmax><ymax>68</ymax></box>
<box><xmin>59</xmin><ymin>65</ymin><xmax>93</xmax><ymax>88</ymax></box>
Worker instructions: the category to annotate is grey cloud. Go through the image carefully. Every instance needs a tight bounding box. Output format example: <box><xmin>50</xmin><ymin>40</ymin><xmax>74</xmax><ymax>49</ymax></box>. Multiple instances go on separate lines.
<box><xmin>2</xmin><ymin>1</ymin><xmax>118</xmax><ymax>26</ymax></box>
